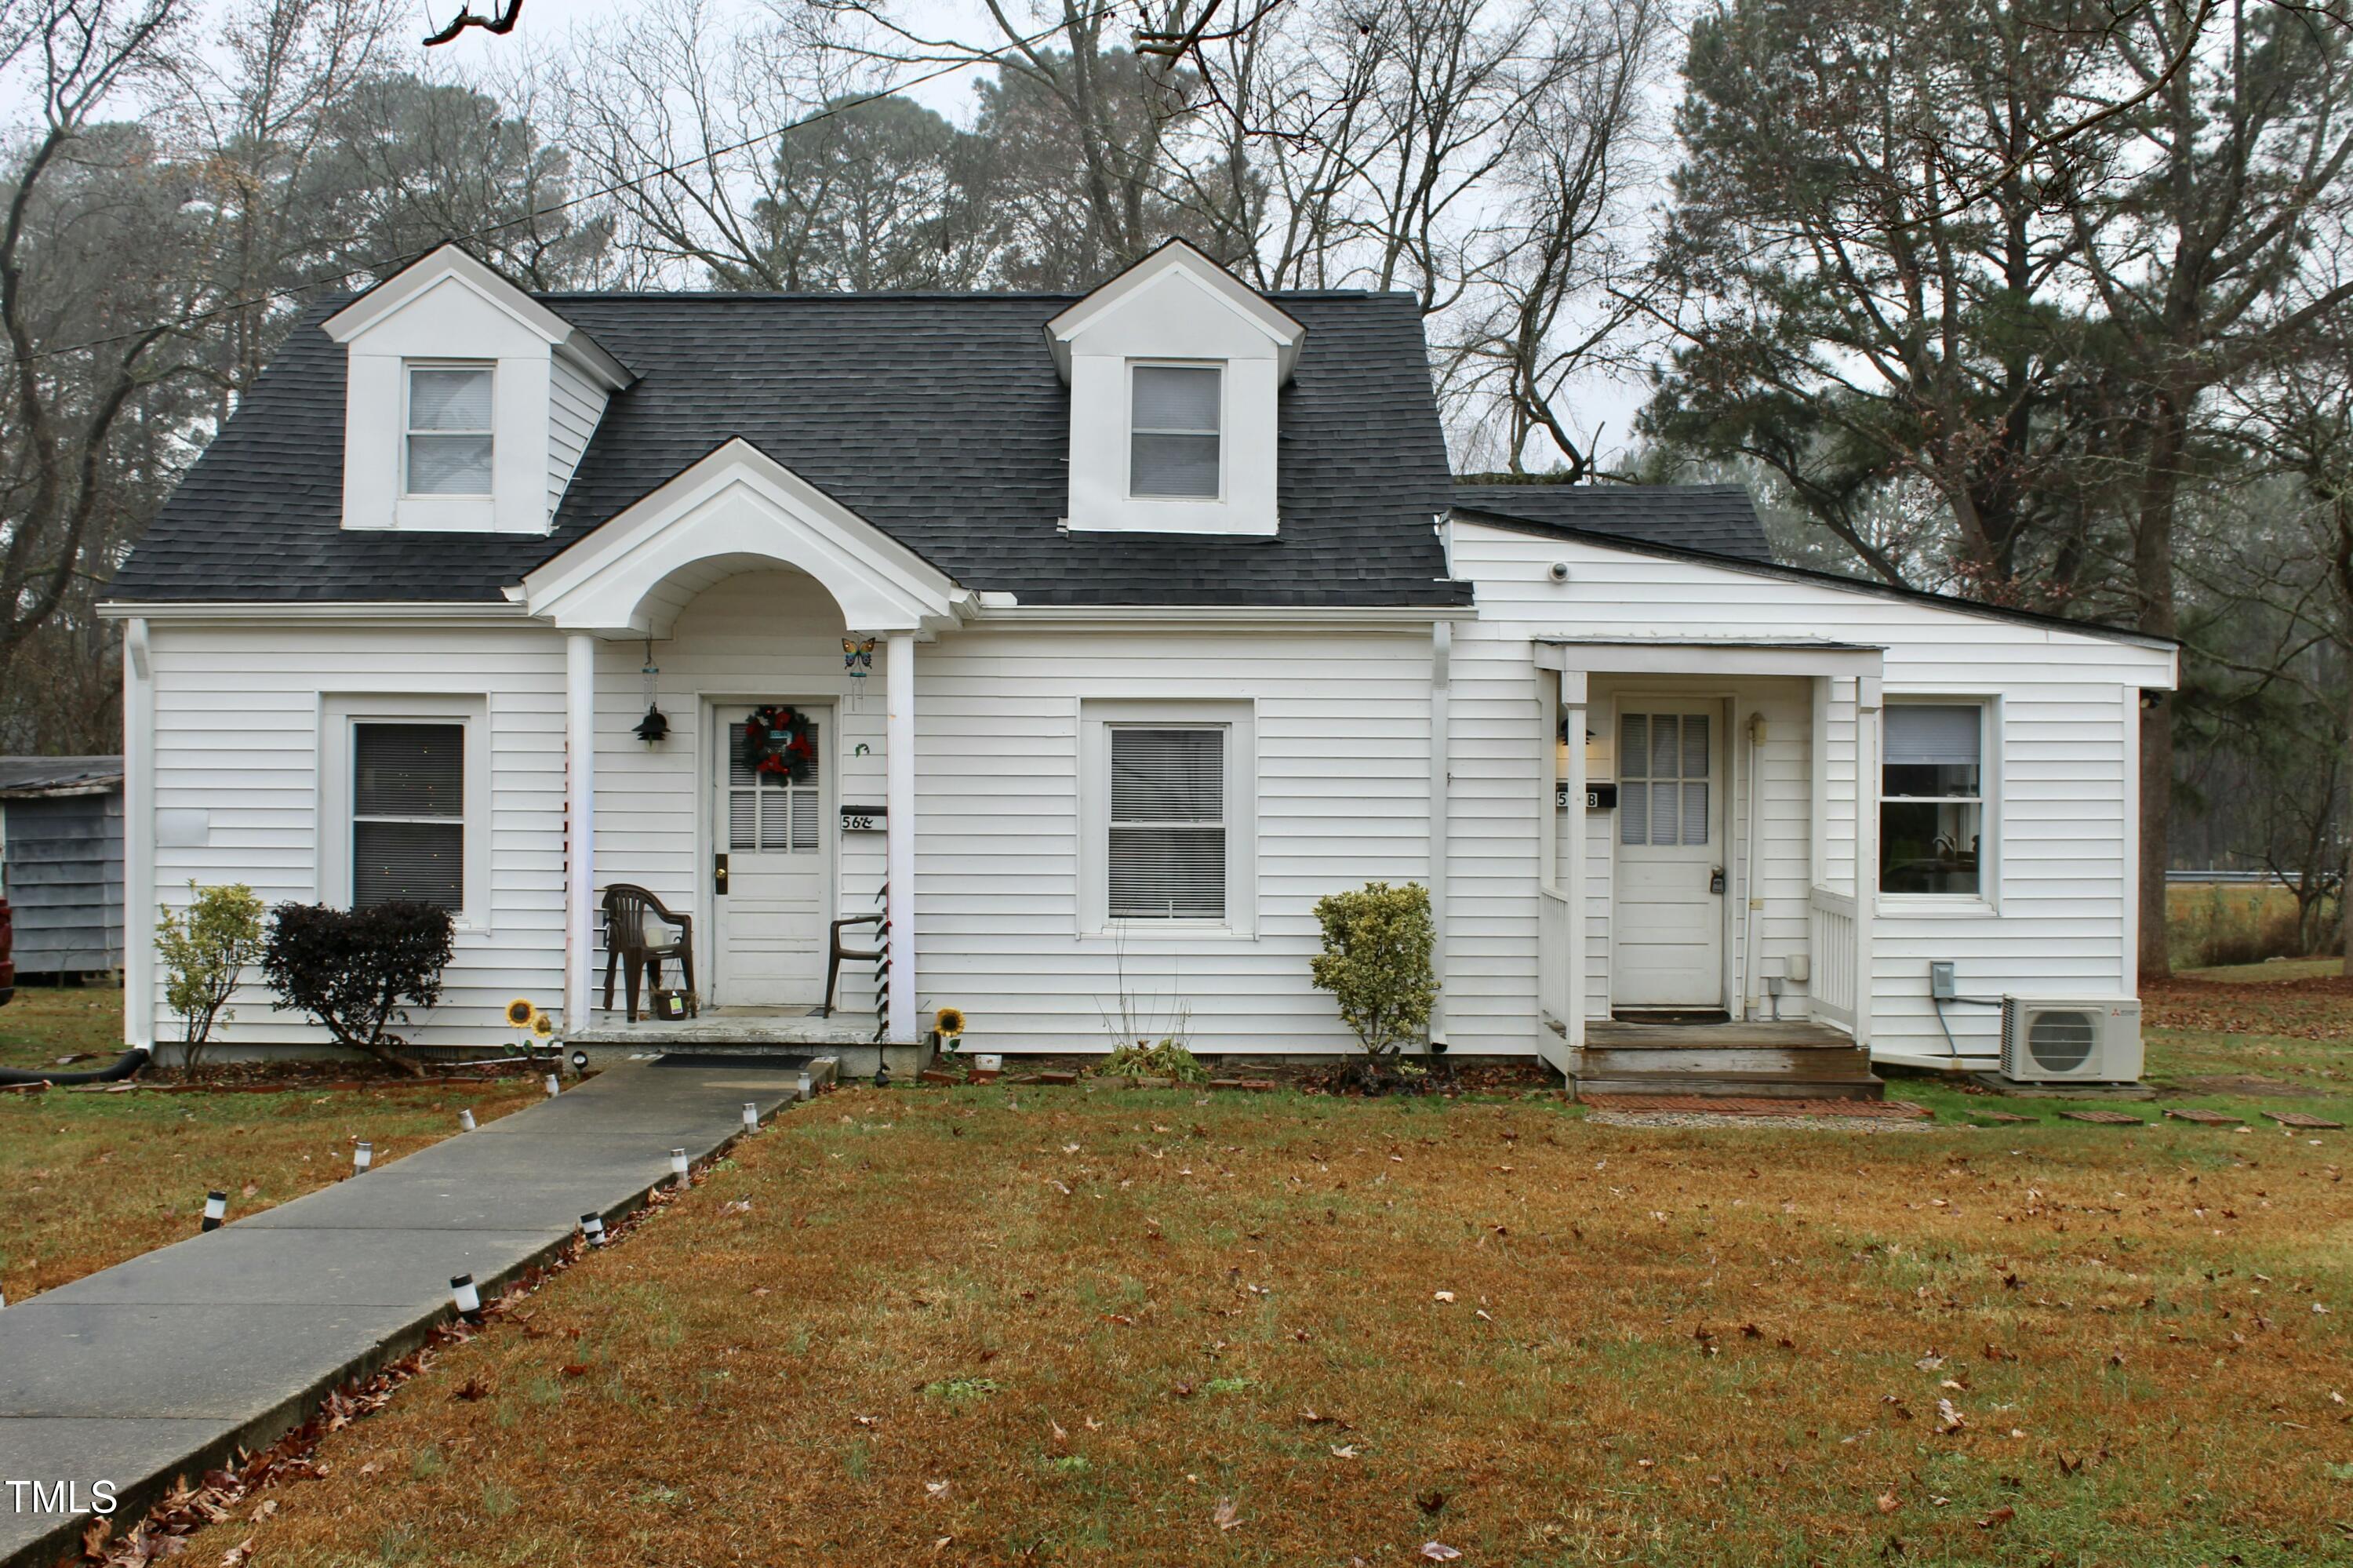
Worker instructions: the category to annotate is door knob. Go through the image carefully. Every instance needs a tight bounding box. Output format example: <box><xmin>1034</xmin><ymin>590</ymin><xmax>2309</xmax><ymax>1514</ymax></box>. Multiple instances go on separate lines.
<box><xmin>714</xmin><ymin>853</ymin><xmax>729</xmax><ymax>895</ymax></box>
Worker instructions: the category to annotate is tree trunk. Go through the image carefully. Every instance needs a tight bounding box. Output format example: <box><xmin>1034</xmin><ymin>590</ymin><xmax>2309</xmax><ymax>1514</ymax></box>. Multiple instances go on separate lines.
<box><xmin>2135</xmin><ymin>395</ymin><xmax>2186</xmax><ymax>983</ymax></box>
<box><xmin>2342</xmin><ymin>674</ymin><xmax>2353</xmax><ymax>977</ymax></box>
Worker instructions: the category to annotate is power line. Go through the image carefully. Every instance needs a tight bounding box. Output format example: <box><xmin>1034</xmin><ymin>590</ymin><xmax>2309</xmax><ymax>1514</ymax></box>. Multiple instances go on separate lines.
<box><xmin>20</xmin><ymin>4</ymin><xmax>1121</xmax><ymax>365</ymax></box>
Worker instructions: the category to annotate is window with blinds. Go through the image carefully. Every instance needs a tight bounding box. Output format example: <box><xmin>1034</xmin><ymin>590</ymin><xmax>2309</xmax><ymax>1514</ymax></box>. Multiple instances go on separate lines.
<box><xmin>1617</xmin><ymin>711</ymin><xmax>1710</xmax><ymax>847</ymax></box>
<box><xmin>1880</xmin><ymin>703</ymin><xmax>1984</xmax><ymax>895</ymax></box>
<box><xmin>352</xmin><ymin>722</ymin><xmax>464</xmax><ymax>909</ymax></box>
<box><xmin>726</xmin><ymin>719</ymin><xmax>823</xmax><ymax>854</ymax></box>
<box><xmin>406</xmin><ymin>364</ymin><xmax>493</xmax><ymax>496</ymax></box>
<box><xmin>1107</xmin><ymin>726</ymin><xmax>1226</xmax><ymax>919</ymax></box>
<box><xmin>1130</xmin><ymin>365</ymin><xmax>1220</xmax><ymax>499</ymax></box>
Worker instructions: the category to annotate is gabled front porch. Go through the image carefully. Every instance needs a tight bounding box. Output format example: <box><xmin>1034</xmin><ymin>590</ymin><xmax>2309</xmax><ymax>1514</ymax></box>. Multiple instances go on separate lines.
<box><xmin>1531</xmin><ymin>638</ymin><xmax>1888</xmax><ymax>1083</ymax></box>
<box><xmin>513</xmin><ymin>440</ymin><xmax>975</xmax><ymax>1053</ymax></box>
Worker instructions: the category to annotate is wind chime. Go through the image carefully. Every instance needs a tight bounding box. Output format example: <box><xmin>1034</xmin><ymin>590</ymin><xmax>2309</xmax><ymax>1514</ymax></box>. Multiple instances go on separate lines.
<box><xmin>842</xmin><ymin>634</ymin><xmax>876</xmax><ymax>711</ymax></box>
<box><xmin>633</xmin><ymin>638</ymin><xmax>668</xmax><ymax>743</ymax></box>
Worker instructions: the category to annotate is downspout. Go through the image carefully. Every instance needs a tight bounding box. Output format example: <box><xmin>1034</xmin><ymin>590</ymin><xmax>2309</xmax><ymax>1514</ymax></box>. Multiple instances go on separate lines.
<box><xmin>1427</xmin><ymin>619</ymin><xmax>1450</xmax><ymax>1051</ymax></box>
<box><xmin>122</xmin><ymin>617</ymin><xmax>156</xmax><ymax>1058</ymax></box>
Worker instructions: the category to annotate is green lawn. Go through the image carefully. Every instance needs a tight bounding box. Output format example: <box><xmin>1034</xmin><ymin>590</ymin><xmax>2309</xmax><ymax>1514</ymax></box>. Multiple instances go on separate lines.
<box><xmin>162</xmin><ymin>1080</ymin><xmax>2351</xmax><ymax>1568</ymax></box>
<box><xmin>0</xmin><ymin>981</ymin><xmax>125</xmax><ymax>1071</ymax></box>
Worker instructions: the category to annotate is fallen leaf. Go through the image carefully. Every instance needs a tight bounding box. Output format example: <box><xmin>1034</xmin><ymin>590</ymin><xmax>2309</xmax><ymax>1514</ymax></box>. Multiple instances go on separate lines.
<box><xmin>220</xmin><ymin>1538</ymin><xmax>259</xmax><ymax>1567</ymax></box>
<box><xmin>451</xmin><ymin>1377</ymin><xmax>492</xmax><ymax>1402</ymax></box>
<box><xmin>1330</xmin><ymin>1444</ymin><xmax>1359</xmax><ymax>1459</ymax></box>
<box><xmin>932</xmin><ymin>1537</ymin><xmax>953</xmax><ymax>1553</ymax></box>
<box><xmin>1421</xmin><ymin>1544</ymin><xmax>1463</xmax><ymax>1562</ymax></box>
<box><xmin>1213</xmin><ymin>1497</ymin><xmax>1241</xmax><ymax>1531</ymax></box>
<box><xmin>926</xmin><ymin>1479</ymin><xmax>951</xmax><ymax>1500</ymax></box>
<box><xmin>1975</xmin><ymin>1507</ymin><xmax>2015</xmax><ymax>1530</ymax></box>
<box><xmin>1433</xmin><ymin>1290</ymin><xmax>1457</xmax><ymax>1303</ymax></box>
<box><xmin>1416</xmin><ymin>1489</ymin><xmax>1449</xmax><ymax>1514</ymax></box>
<box><xmin>1876</xmin><ymin>1491</ymin><xmax>1901</xmax><ymax>1514</ymax></box>
<box><xmin>1937</xmin><ymin>1399</ymin><xmax>1967</xmax><ymax>1435</ymax></box>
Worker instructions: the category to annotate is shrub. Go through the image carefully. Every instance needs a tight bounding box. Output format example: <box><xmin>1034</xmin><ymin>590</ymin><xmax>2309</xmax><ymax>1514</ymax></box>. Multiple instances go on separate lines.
<box><xmin>1308</xmin><ymin>880</ymin><xmax>1437</xmax><ymax>1058</ymax></box>
<box><xmin>1089</xmin><ymin>1038</ymin><xmax>1209</xmax><ymax>1082</ymax></box>
<box><xmin>155</xmin><ymin>882</ymin><xmax>266</xmax><ymax>1079</ymax></box>
<box><xmin>260</xmin><ymin>901</ymin><xmax>456</xmax><ymax>1075</ymax></box>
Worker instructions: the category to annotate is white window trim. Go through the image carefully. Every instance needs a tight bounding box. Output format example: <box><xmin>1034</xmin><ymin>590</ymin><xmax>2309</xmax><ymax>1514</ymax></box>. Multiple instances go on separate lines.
<box><xmin>1126</xmin><ymin>360</ymin><xmax>1225</xmax><ymax>504</ymax></box>
<box><xmin>1877</xmin><ymin>695</ymin><xmax>1999</xmax><ymax>917</ymax></box>
<box><xmin>1078</xmin><ymin>697</ymin><xmax>1257</xmax><ymax>937</ymax></box>
<box><xmin>318</xmin><ymin>693</ymin><xmax>493</xmax><ymax>932</ymax></box>
<box><xmin>402</xmin><ymin>360</ymin><xmax>496</xmax><ymax>500</ymax></box>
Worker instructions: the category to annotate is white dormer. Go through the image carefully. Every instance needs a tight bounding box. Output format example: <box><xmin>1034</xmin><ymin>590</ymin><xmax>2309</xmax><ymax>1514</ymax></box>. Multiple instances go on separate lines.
<box><xmin>1046</xmin><ymin>239</ymin><xmax>1305</xmax><ymax>537</ymax></box>
<box><xmin>323</xmin><ymin>245</ymin><xmax>632</xmax><ymax>534</ymax></box>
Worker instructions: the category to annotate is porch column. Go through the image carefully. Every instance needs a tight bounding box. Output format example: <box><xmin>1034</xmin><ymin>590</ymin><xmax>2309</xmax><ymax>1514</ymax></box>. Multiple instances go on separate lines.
<box><xmin>1560</xmin><ymin>674</ymin><xmax>1587</xmax><ymax>1050</ymax></box>
<box><xmin>1852</xmin><ymin>675</ymin><xmax>1880</xmax><ymax>1050</ymax></box>
<box><xmin>886</xmin><ymin>631</ymin><xmax>916</xmax><ymax>1043</ymax></box>
<box><xmin>565</xmin><ymin>631</ymin><xmax>596</xmax><ymax>1029</ymax></box>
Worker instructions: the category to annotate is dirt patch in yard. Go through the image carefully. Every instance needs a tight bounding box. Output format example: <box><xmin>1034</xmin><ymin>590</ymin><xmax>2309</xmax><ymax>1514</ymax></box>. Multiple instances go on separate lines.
<box><xmin>2169</xmin><ymin>1073</ymin><xmax>2326</xmax><ymax>1100</ymax></box>
<box><xmin>2144</xmin><ymin>973</ymin><xmax>2353</xmax><ymax>1039</ymax></box>
<box><xmin>163</xmin><ymin>1084</ymin><xmax>2352</xmax><ymax>1568</ymax></box>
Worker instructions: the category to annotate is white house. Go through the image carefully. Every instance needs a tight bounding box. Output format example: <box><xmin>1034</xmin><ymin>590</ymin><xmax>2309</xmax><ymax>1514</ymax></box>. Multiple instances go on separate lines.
<box><xmin>100</xmin><ymin>241</ymin><xmax>2177</xmax><ymax>1086</ymax></box>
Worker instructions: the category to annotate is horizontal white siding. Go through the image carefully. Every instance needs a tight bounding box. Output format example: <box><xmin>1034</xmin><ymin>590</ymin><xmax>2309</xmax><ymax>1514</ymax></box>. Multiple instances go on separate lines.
<box><xmin>546</xmin><ymin>357</ymin><xmax>607</xmax><ymax>521</ymax></box>
<box><xmin>913</xmin><ymin>624</ymin><xmax>1432</xmax><ymax>1053</ymax></box>
<box><xmin>1452</xmin><ymin>522</ymin><xmax>2174</xmax><ymax>1066</ymax></box>
<box><xmin>144</xmin><ymin>620</ymin><xmax>567</xmax><ymax>1051</ymax></box>
<box><xmin>139</xmin><ymin>592</ymin><xmax>1434</xmax><ymax>1057</ymax></box>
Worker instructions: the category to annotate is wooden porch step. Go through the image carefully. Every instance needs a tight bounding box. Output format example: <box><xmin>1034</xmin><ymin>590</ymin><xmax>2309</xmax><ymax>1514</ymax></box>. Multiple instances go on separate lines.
<box><xmin>1585</xmin><ymin>1020</ymin><xmax>1855</xmax><ymax>1050</ymax></box>
<box><xmin>1572</xmin><ymin>1069</ymin><xmax>1885</xmax><ymax>1103</ymax></box>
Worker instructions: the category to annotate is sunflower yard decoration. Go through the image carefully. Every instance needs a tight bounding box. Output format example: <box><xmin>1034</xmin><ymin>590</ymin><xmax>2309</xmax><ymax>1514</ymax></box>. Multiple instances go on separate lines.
<box><xmin>507</xmin><ymin>997</ymin><xmax>555</xmax><ymax>1054</ymax></box>
<box><xmin>741</xmin><ymin>704</ymin><xmax>817</xmax><ymax>782</ymax></box>
<box><xmin>934</xmin><ymin>1006</ymin><xmax>966</xmax><ymax>1056</ymax></box>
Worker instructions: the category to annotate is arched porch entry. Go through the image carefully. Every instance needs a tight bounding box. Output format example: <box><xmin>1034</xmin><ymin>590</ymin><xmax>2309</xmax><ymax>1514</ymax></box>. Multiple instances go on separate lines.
<box><xmin>516</xmin><ymin>440</ymin><xmax>970</xmax><ymax>1043</ymax></box>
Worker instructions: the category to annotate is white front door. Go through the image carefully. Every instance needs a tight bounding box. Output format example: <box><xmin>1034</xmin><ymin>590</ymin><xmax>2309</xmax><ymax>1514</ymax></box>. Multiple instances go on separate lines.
<box><xmin>1610</xmin><ymin>703</ymin><xmax>1726</xmax><ymax>1010</ymax></box>
<box><xmin>712</xmin><ymin>704</ymin><xmax>831</xmax><ymax>1006</ymax></box>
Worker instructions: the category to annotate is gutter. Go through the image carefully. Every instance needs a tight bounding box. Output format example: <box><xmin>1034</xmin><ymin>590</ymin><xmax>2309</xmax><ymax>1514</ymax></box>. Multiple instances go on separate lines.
<box><xmin>97</xmin><ymin>601</ymin><xmax>531</xmax><ymax>623</ymax></box>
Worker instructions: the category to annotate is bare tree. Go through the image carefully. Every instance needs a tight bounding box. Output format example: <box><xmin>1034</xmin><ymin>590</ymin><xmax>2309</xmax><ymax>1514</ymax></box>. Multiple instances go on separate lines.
<box><xmin>1447</xmin><ymin>0</ymin><xmax>1664</xmax><ymax>477</ymax></box>
<box><xmin>0</xmin><ymin>0</ymin><xmax>195</xmax><ymax>662</ymax></box>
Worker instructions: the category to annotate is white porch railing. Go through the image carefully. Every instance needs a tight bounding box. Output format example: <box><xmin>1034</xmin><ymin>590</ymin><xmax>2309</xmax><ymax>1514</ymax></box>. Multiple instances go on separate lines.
<box><xmin>1537</xmin><ymin>886</ymin><xmax>1571</xmax><ymax>1030</ymax></box>
<box><xmin>1809</xmin><ymin>886</ymin><xmax>1857</xmax><ymax>1029</ymax></box>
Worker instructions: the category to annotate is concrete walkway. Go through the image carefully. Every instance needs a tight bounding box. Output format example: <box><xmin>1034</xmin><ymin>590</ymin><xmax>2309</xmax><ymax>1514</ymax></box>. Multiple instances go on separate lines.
<box><xmin>0</xmin><ymin>1060</ymin><xmax>807</xmax><ymax>1566</ymax></box>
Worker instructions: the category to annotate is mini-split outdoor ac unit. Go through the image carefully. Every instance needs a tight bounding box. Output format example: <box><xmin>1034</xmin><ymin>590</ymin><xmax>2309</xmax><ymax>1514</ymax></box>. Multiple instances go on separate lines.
<box><xmin>1998</xmin><ymin>997</ymin><xmax>2144</xmax><ymax>1084</ymax></box>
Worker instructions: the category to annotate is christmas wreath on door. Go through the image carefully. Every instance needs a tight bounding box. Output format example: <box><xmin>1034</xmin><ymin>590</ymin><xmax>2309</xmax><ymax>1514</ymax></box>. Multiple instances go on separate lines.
<box><xmin>742</xmin><ymin>704</ymin><xmax>817</xmax><ymax>781</ymax></box>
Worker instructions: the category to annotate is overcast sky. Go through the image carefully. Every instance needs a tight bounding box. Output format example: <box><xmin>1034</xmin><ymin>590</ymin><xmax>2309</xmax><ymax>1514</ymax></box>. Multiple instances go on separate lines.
<box><xmin>1</xmin><ymin>0</ymin><xmax>1654</xmax><ymax>469</ymax></box>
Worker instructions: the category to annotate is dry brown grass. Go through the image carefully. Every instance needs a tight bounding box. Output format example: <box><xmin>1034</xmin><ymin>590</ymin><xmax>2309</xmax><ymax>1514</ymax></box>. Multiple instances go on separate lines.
<box><xmin>0</xmin><ymin>1079</ymin><xmax>543</xmax><ymax>1300</ymax></box>
<box><xmin>173</xmin><ymin>1086</ymin><xmax>2352</xmax><ymax>1567</ymax></box>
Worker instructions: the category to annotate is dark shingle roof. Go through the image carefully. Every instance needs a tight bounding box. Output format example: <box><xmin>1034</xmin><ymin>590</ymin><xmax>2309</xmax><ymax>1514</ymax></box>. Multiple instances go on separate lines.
<box><xmin>1450</xmin><ymin>482</ymin><xmax>1775</xmax><ymax>563</ymax></box>
<box><xmin>111</xmin><ymin>291</ymin><xmax>1467</xmax><ymax>609</ymax></box>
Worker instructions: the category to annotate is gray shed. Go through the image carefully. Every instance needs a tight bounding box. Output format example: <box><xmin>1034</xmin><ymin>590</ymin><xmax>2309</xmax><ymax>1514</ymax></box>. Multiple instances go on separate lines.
<box><xmin>0</xmin><ymin>756</ymin><xmax>125</xmax><ymax>976</ymax></box>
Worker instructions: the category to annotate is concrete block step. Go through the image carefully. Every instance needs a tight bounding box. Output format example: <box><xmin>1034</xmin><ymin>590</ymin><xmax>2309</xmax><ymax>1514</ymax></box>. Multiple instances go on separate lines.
<box><xmin>1573</xmin><ymin>1071</ymin><xmax>1885</xmax><ymax>1102</ymax></box>
<box><xmin>1580</xmin><ymin>1047</ymin><xmax>1872</xmax><ymax>1078</ymax></box>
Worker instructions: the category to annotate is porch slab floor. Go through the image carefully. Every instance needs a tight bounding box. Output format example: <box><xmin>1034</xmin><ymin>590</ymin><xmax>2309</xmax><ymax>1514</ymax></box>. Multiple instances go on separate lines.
<box><xmin>0</xmin><ymin>1060</ymin><xmax>800</xmax><ymax>1568</ymax></box>
<box><xmin>567</xmin><ymin>1006</ymin><xmax>872</xmax><ymax>1049</ymax></box>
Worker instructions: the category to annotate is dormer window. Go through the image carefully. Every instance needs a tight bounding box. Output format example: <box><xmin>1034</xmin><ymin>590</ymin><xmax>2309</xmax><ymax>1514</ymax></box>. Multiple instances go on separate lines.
<box><xmin>406</xmin><ymin>363</ymin><xmax>495</xmax><ymax>496</ymax></box>
<box><xmin>1131</xmin><ymin>364</ymin><xmax>1221</xmax><ymax>499</ymax></box>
